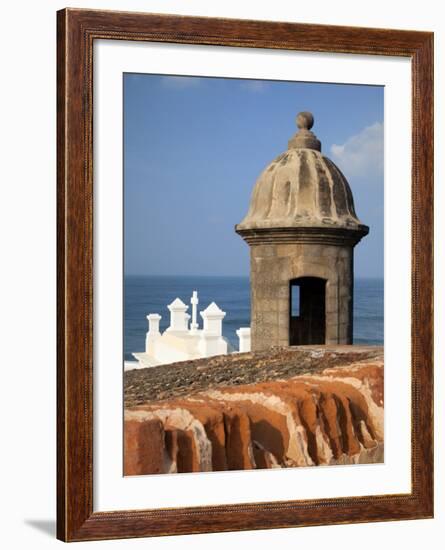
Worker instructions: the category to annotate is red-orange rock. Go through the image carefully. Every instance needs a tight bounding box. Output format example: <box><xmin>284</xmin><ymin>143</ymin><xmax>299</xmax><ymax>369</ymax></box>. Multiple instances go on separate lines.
<box><xmin>124</xmin><ymin>417</ymin><xmax>165</xmax><ymax>476</ymax></box>
<box><xmin>223</xmin><ymin>409</ymin><xmax>255</xmax><ymax>470</ymax></box>
<box><xmin>124</xmin><ymin>350</ymin><xmax>384</xmax><ymax>475</ymax></box>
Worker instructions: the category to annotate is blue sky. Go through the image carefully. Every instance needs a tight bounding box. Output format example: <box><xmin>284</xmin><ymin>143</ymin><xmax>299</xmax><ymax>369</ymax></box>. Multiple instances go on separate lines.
<box><xmin>124</xmin><ymin>74</ymin><xmax>383</xmax><ymax>278</ymax></box>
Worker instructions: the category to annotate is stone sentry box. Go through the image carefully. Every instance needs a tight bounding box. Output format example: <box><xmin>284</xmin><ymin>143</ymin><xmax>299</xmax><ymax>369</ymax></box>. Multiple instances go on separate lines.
<box><xmin>236</xmin><ymin>112</ymin><xmax>369</xmax><ymax>351</ymax></box>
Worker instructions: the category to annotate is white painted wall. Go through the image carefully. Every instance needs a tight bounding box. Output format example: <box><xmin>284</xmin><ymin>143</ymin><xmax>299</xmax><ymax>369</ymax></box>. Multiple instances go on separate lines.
<box><xmin>1</xmin><ymin>1</ymin><xmax>443</xmax><ymax>549</ymax></box>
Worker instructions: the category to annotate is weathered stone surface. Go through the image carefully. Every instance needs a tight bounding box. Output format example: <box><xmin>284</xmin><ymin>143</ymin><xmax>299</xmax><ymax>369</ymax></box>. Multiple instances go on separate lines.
<box><xmin>236</xmin><ymin>112</ymin><xmax>367</xmax><ymax>233</ymax></box>
<box><xmin>125</xmin><ymin>345</ymin><xmax>382</xmax><ymax>405</ymax></box>
<box><xmin>124</xmin><ymin>346</ymin><xmax>384</xmax><ymax>475</ymax></box>
<box><xmin>124</xmin><ymin>416</ymin><xmax>165</xmax><ymax>476</ymax></box>
<box><xmin>248</xmin><ymin>243</ymin><xmax>355</xmax><ymax>349</ymax></box>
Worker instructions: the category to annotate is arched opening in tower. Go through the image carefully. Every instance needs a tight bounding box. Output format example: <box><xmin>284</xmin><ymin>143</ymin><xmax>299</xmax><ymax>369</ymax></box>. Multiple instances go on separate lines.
<box><xmin>289</xmin><ymin>277</ymin><xmax>326</xmax><ymax>345</ymax></box>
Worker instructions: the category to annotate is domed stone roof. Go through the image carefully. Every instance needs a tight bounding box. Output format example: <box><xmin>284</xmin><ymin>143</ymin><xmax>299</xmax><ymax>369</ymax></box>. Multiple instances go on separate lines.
<box><xmin>236</xmin><ymin>112</ymin><xmax>368</xmax><ymax>242</ymax></box>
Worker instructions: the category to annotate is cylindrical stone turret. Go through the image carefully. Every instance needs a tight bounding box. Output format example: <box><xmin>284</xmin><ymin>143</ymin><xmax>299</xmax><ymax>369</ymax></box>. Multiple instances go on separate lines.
<box><xmin>236</xmin><ymin>112</ymin><xmax>369</xmax><ymax>351</ymax></box>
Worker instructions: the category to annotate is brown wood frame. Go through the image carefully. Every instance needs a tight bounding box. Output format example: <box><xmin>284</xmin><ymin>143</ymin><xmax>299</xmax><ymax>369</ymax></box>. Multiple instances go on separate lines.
<box><xmin>57</xmin><ymin>8</ymin><xmax>434</xmax><ymax>542</ymax></box>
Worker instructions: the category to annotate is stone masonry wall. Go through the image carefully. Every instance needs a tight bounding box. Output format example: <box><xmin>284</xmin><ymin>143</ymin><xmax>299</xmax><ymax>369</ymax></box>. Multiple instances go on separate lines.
<box><xmin>250</xmin><ymin>242</ymin><xmax>353</xmax><ymax>350</ymax></box>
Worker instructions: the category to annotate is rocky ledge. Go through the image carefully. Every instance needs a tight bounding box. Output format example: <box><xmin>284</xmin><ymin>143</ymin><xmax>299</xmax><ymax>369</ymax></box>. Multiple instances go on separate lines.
<box><xmin>124</xmin><ymin>346</ymin><xmax>383</xmax><ymax>475</ymax></box>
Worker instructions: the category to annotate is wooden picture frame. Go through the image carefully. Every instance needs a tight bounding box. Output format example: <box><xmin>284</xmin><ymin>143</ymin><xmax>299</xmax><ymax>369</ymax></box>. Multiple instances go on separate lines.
<box><xmin>57</xmin><ymin>8</ymin><xmax>434</xmax><ymax>542</ymax></box>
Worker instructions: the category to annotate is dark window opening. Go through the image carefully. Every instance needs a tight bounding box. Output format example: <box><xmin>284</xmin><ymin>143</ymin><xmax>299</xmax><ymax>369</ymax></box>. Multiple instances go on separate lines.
<box><xmin>289</xmin><ymin>277</ymin><xmax>326</xmax><ymax>345</ymax></box>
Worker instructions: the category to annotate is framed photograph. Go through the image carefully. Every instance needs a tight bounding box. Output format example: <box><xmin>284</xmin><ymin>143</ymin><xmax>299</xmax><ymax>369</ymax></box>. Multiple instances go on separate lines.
<box><xmin>57</xmin><ymin>8</ymin><xmax>433</xmax><ymax>542</ymax></box>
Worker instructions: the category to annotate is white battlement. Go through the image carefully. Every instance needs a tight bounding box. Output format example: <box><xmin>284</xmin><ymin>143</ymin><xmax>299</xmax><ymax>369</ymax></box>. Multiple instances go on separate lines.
<box><xmin>130</xmin><ymin>290</ymin><xmax>250</xmax><ymax>369</ymax></box>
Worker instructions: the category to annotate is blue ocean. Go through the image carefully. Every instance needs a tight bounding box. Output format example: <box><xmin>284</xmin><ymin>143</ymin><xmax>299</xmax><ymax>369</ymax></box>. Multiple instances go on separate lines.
<box><xmin>124</xmin><ymin>276</ymin><xmax>383</xmax><ymax>361</ymax></box>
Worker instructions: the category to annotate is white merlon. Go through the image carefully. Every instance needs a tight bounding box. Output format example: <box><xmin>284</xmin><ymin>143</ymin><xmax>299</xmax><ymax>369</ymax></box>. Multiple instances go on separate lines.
<box><xmin>146</xmin><ymin>313</ymin><xmax>162</xmax><ymax>355</ymax></box>
<box><xmin>147</xmin><ymin>313</ymin><xmax>161</xmax><ymax>333</ymax></box>
<box><xmin>200</xmin><ymin>302</ymin><xmax>225</xmax><ymax>336</ymax></box>
<box><xmin>199</xmin><ymin>302</ymin><xmax>227</xmax><ymax>357</ymax></box>
<box><xmin>166</xmin><ymin>298</ymin><xmax>189</xmax><ymax>333</ymax></box>
<box><xmin>236</xmin><ymin>327</ymin><xmax>251</xmax><ymax>353</ymax></box>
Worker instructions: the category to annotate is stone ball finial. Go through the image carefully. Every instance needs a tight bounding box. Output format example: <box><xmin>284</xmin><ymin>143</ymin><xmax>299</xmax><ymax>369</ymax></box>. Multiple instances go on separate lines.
<box><xmin>288</xmin><ymin>111</ymin><xmax>320</xmax><ymax>151</ymax></box>
<box><xmin>296</xmin><ymin>111</ymin><xmax>314</xmax><ymax>130</ymax></box>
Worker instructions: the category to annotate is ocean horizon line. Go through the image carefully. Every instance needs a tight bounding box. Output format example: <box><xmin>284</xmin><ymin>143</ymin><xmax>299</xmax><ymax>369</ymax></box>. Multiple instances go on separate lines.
<box><xmin>125</xmin><ymin>273</ymin><xmax>384</xmax><ymax>280</ymax></box>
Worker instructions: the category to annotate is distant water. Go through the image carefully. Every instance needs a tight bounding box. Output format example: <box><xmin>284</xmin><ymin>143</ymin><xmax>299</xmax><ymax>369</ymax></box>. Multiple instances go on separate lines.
<box><xmin>124</xmin><ymin>275</ymin><xmax>383</xmax><ymax>361</ymax></box>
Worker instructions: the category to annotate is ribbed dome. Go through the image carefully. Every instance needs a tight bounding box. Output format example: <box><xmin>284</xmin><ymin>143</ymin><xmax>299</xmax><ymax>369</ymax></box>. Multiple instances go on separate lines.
<box><xmin>236</xmin><ymin>112</ymin><xmax>368</xmax><ymax>234</ymax></box>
